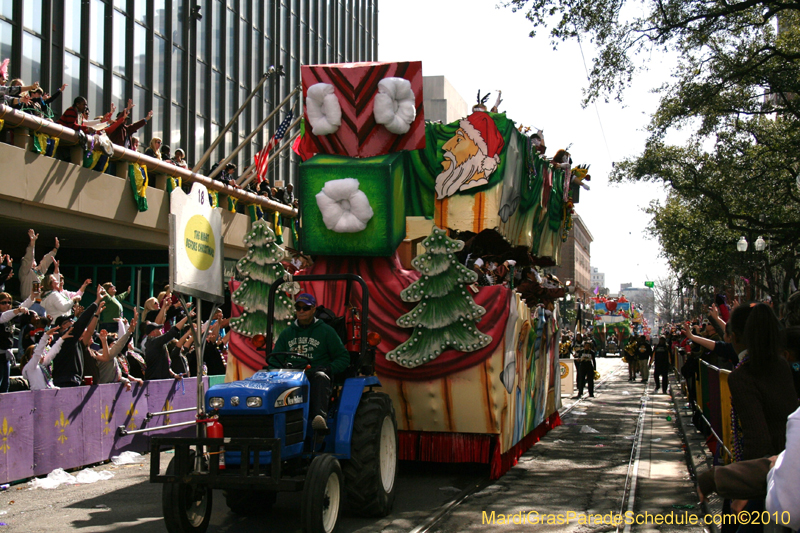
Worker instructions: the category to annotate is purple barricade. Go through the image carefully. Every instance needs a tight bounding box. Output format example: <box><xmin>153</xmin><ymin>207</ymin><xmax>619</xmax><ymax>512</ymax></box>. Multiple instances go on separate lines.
<box><xmin>0</xmin><ymin>377</ymin><xmax>204</xmax><ymax>484</ymax></box>
<box><xmin>0</xmin><ymin>391</ymin><xmax>35</xmax><ymax>482</ymax></box>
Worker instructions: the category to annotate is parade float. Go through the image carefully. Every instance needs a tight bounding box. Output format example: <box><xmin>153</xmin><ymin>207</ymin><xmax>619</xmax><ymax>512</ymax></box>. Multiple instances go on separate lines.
<box><xmin>225</xmin><ymin>61</ymin><xmax>589</xmax><ymax>478</ymax></box>
<box><xmin>591</xmin><ymin>296</ymin><xmax>634</xmax><ymax>351</ymax></box>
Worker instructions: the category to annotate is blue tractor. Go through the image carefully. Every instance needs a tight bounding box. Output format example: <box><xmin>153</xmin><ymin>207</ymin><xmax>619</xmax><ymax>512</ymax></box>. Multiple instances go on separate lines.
<box><xmin>150</xmin><ymin>274</ymin><xmax>398</xmax><ymax>533</ymax></box>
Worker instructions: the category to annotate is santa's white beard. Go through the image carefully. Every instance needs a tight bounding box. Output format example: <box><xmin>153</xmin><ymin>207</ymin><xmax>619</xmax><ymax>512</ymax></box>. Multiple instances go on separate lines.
<box><xmin>434</xmin><ymin>152</ymin><xmax>486</xmax><ymax>199</ymax></box>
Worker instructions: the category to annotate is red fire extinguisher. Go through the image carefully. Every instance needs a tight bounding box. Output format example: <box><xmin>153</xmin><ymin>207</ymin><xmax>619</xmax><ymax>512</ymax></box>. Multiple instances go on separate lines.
<box><xmin>200</xmin><ymin>417</ymin><xmax>225</xmax><ymax>469</ymax></box>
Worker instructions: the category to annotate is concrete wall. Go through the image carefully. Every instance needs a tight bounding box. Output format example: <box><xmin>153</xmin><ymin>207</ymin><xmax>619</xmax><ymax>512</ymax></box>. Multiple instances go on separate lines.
<box><xmin>423</xmin><ymin>76</ymin><xmax>469</xmax><ymax>124</ymax></box>
<box><xmin>0</xmin><ymin>142</ymin><xmax>248</xmax><ymax>259</ymax></box>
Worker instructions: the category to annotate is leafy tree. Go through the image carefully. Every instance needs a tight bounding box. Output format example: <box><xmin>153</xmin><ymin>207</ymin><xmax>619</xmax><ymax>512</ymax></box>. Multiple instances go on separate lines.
<box><xmin>653</xmin><ymin>275</ymin><xmax>680</xmax><ymax>324</ymax></box>
<box><xmin>506</xmin><ymin>0</ymin><xmax>800</xmax><ymax>302</ymax></box>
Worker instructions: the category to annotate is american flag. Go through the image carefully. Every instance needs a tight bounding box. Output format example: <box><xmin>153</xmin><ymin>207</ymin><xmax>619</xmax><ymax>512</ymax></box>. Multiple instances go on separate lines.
<box><xmin>254</xmin><ymin>110</ymin><xmax>294</xmax><ymax>183</ymax></box>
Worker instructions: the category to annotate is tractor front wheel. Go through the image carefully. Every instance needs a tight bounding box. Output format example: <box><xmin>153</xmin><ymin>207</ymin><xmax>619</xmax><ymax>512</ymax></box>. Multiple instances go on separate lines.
<box><xmin>162</xmin><ymin>450</ymin><xmax>213</xmax><ymax>533</ymax></box>
<box><xmin>301</xmin><ymin>454</ymin><xmax>343</xmax><ymax>533</ymax></box>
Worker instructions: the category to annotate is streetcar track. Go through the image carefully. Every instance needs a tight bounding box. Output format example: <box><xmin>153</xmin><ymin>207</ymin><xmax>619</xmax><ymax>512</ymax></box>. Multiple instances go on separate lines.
<box><xmin>410</xmin><ymin>362</ymin><xmax>626</xmax><ymax>533</ymax></box>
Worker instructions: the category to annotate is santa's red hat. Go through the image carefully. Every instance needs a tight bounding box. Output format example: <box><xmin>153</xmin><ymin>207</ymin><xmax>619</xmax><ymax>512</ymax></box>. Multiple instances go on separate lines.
<box><xmin>459</xmin><ymin>111</ymin><xmax>505</xmax><ymax>173</ymax></box>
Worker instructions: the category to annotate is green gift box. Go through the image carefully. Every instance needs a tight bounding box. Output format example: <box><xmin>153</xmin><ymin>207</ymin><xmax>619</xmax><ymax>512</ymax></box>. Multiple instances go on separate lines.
<box><xmin>298</xmin><ymin>152</ymin><xmax>406</xmax><ymax>256</ymax></box>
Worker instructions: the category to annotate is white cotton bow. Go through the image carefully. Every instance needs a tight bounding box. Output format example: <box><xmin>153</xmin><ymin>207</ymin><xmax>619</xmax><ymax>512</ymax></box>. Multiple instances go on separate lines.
<box><xmin>315</xmin><ymin>178</ymin><xmax>374</xmax><ymax>233</ymax></box>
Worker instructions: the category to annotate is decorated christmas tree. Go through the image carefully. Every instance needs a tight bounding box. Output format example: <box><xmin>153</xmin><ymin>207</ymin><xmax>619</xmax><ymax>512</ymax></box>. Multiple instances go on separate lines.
<box><xmin>386</xmin><ymin>227</ymin><xmax>491</xmax><ymax>368</ymax></box>
<box><xmin>230</xmin><ymin>220</ymin><xmax>296</xmax><ymax>339</ymax></box>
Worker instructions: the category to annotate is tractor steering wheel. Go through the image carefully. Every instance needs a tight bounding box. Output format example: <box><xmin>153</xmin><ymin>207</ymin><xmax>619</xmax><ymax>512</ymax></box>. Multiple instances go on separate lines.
<box><xmin>266</xmin><ymin>351</ymin><xmax>313</xmax><ymax>370</ymax></box>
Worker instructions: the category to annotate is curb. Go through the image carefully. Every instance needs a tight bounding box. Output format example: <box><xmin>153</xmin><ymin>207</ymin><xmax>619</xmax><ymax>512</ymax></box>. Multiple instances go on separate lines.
<box><xmin>669</xmin><ymin>372</ymin><xmax>722</xmax><ymax>533</ymax></box>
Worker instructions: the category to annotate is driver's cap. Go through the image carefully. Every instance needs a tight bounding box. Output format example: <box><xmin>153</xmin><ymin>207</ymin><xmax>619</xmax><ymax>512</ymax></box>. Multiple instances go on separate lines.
<box><xmin>296</xmin><ymin>293</ymin><xmax>316</xmax><ymax>307</ymax></box>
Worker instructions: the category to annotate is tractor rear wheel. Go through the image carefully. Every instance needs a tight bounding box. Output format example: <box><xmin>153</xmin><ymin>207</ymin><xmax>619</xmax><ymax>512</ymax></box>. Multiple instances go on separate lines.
<box><xmin>342</xmin><ymin>391</ymin><xmax>397</xmax><ymax>517</ymax></box>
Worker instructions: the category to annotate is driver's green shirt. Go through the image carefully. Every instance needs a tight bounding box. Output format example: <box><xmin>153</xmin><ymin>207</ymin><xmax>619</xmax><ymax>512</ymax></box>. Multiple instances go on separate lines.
<box><xmin>272</xmin><ymin>318</ymin><xmax>350</xmax><ymax>374</ymax></box>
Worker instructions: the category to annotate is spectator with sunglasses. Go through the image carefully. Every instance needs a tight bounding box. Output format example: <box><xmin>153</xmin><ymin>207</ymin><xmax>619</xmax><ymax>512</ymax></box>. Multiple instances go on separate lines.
<box><xmin>271</xmin><ymin>293</ymin><xmax>349</xmax><ymax>432</ymax></box>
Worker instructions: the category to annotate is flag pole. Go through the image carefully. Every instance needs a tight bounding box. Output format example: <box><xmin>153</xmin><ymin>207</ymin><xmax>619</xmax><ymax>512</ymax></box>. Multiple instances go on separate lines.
<box><xmin>235</xmin><ymin>114</ymin><xmax>301</xmax><ymax>187</ymax></box>
<box><xmin>239</xmin><ymin>125</ymin><xmax>301</xmax><ymax>188</ymax></box>
<box><xmin>192</xmin><ymin>67</ymin><xmax>282</xmax><ymax>173</ymax></box>
<box><xmin>206</xmin><ymin>87</ymin><xmax>300</xmax><ymax>181</ymax></box>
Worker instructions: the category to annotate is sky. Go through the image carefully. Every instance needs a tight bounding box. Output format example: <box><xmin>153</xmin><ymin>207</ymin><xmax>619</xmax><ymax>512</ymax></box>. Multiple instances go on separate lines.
<box><xmin>377</xmin><ymin>0</ymin><xmax>675</xmax><ymax>293</ymax></box>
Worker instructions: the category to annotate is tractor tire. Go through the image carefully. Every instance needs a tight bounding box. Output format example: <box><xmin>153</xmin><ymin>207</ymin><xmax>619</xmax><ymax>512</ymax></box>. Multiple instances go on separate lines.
<box><xmin>342</xmin><ymin>391</ymin><xmax>398</xmax><ymax>517</ymax></box>
<box><xmin>162</xmin><ymin>450</ymin><xmax>213</xmax><ymax>533</ymax></box>
<box><xmin>301</xmin><ymin>454</ymin><xmax>343</xmax><ymax>533</ymax></box>
<box><xmin>224</xmin><ymin>489</ymin><xmax>276</xmax><ymax>515</ymax></box>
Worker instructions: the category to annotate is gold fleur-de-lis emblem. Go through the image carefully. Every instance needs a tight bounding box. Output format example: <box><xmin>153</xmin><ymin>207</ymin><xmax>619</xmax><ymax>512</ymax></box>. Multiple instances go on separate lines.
<box><xmin>101</xmin><ymin>405</ymin><xmax>112</xmax><ymax>435</ymax></box>
<box><xmin>163</xmin><ymin>400</ymin><xmax>173</xmax><ymax>425</ymax></box>
<box><xmin>126</xmin><ymin>402</ymin><xmax>138</xmax><ymax>430</ymax></box>
<box><xmin>55</xmin><ymin>411</ymin><xmax>70</xmax><ymax>444</ymax></box>
<box><xmin>0</xmin><ymin>417</ymin><xmax>14</xmax><ymax>454</ymax></box>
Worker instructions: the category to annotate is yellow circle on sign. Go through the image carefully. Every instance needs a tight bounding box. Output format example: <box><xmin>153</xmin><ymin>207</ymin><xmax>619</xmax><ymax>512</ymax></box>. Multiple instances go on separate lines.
<box><xmin>184</xmin><ymin>215</ymin><xmax>215</xmax><ymax>271</ymax></box>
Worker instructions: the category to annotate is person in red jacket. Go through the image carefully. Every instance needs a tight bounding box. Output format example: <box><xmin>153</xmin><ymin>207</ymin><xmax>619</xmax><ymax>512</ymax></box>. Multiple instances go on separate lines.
<box><xmin>57</xmin><ymin>96</ymin><xmax>94</xmax><ymax>133</ymax></box>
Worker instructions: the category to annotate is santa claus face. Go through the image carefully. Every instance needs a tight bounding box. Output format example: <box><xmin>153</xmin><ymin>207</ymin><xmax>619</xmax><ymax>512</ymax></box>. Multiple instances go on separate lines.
<box><xmin>435</xmin><ymin>129</ymin><xmax>487</xmax><ymax>199</ymax></box>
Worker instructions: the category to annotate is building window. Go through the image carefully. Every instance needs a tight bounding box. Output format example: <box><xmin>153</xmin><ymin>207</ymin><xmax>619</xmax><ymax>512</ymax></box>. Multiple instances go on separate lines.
<box><xmin>211</xmin><ymin>69</ymin><xmax>221</xmax><ymax>121</ymax></box>
<box><xmin>62</xmin><ymin>52</ymin><xmax>81</xmax><ymax>108</ymax></box>
<box><xmin>64</xmin><ymin>0</ymin><xmax>81</xmax><ymax>53</ymax></box>
<box><xmin>196</xmin><ymin>0</ymin><xmax>207</xmax><ymax>61</ymax></box>
<box><xmin>134</xmin><ymin>1</ymin><xmax>146</xmax><ymax>24</ymax></box>
<box><xmin>154</xmin><ymin>0</ymin><xmax>166</xmax><ymax>35</ymax></box>
<box><xmin>133</xmin><ymin>84</ymin><xmax>147</xmax><ymax>127</ymax></box>
<box><xmin>212</xmin><ymin>0</ymin><xmax>222</xmax><ymax>69</ymax></box>
<box><xmin>154</xmin><ymin>35</ymin><xmax>166</xmax><ymax>93</ymax></box>
<box><xmin>171</xmin><ymin>46</ymin><xmax>184</xmax><ymax>99</ymax></box>
<box><xmin>21</xmin><ymin>33</ymin><xmax>42</xmax><ymax>87</ymax></box>
<box><xmin>133</xmin><ymin>23</ymin><xmax>147</xmax><ymax>87</ymax></box>
<box><xmin>171</xmin><ymin>103</ymin><xmax>183</xmax><ymax>147</ymax></box>
<box><xmin>195</xmin><ymin>60</ymin><xmax>207</xmax><ymax>115</ymax></box>
<box><xmin>23</xmin><ymin>0</ymin><xmax>42</xmax><ymax>34</ymax></box>
<box><xmin>0</xmin><ymin>20</ymin><xmax>12</xmax><ymax>63</ymax></box>
<box><xmin>90</xmin><ymin>0</ymin><xmax>105</xmax><ymax>65</ymax></box>
<box><xmin>195</xmin><ymin>118</ymin><xmax>206</xmax><ymax>162</ymax></box>
<box><xmin>113</xmin><ymin>10</ymin><xmax>127</xmax><ymax>75</ymax></box>
<box><xmin>152</xmin><ymin>94</ymin><xmax>166</xmax><ymax>140</ymax></box>
<box><xmin>112</xmin><ymin>75</ymin><xmax>126</xmax><ymax>107</ymax></box>
<box><xmin>172</xmin><ymin>0</ymin><xmax>184</xmax><ymax>47</ymax></box>
<box><xmin>0</xmin><ymin>1</ymin><xmax>13</xmax><ymax>20</ymax></box>
<box><xmin>89</xmin><ymin>64</ymin><xmax>105</xmax><ymax>113</ymax></box>
<box><xmin>226</xmin><ymin>8</ymin><xmax>236</xmax><ymax>74</ymax></box>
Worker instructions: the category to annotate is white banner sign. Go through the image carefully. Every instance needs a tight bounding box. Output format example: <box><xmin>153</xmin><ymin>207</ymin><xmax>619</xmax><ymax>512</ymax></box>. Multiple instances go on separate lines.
<box><xmin>169</xmin><ymin>183</ymin><xmax>225</xmax><ymax>303</ymax></box>
<box><xmin>560</xmin><ymin>359</ymin><xmax>574</xmax><ymax>397</ymax></box>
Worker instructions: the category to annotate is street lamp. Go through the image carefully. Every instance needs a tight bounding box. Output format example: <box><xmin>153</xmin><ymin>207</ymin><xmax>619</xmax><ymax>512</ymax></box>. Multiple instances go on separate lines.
<box><xmin>754</xmin><ymin>236</ymin><xmax>766</xmax><ymax>252</ymax></box>
<box><xmin>737</xmin><ymin>236</ymin><xmax>748</xmax><ymax>252</ymax></box>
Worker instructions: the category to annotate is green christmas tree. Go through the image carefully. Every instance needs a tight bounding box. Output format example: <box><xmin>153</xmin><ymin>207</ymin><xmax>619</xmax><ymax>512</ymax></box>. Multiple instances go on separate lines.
<box><xmin>386</xmin><ymin>227</ymin><xmax>491</xmax><ymax>368</ymax></box>
<box><xmin>230</xmin><ymin>220</ymin><xmax>296</xmax><ymax>339</ymax></box>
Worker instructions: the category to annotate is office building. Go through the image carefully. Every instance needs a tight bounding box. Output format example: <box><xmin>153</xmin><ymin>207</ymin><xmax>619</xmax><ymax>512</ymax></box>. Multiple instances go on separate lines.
<box><xmin>0</xmin><ymin>0</ymin><xmax>378</xmax><ymax>184</ymax></box>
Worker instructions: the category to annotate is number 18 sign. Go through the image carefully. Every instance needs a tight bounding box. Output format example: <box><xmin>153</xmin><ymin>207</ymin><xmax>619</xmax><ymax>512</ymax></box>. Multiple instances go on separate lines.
<box><xmin>169</xmin><ymin>182</ymin><xmax>225</xmax><ymax>303</ymax></box>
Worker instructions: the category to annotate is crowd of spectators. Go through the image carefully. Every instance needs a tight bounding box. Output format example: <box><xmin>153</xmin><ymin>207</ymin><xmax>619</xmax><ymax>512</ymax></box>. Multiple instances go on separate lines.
<box><xmin>0</xmin><ymin>228</ymin><xmax>237</xmax><ymax>395</ymax></box>
<box><xmin>643</xmin><ymin>295</ymin><xmax>799</xmax><ymax>526</ymax></box>
<box><xmin>2</xmin><ymin>64</ymin><xmax>300</xmax><ymax>219</ymax></box>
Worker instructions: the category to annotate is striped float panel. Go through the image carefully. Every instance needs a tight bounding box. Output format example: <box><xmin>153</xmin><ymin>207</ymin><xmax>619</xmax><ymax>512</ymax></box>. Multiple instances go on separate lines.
<box><xmin>298</xmin><ymin>61</ymin><xmax>425</xmax><ymax>159</ymax></box>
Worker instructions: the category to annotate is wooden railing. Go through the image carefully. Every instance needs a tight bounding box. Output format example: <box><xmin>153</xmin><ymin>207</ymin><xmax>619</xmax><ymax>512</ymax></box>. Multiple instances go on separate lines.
<box><xmin>0</xmin><ymin>103</ymin><xmax>297</xmax><ymax>217</ymax></box>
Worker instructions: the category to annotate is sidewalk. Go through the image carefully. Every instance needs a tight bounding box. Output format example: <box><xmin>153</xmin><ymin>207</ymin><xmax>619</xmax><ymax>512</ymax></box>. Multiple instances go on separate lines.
<box><xmin>427</xmin><ymin>361</ymin><xmax>706</xmax><ymax>532</ymax></box>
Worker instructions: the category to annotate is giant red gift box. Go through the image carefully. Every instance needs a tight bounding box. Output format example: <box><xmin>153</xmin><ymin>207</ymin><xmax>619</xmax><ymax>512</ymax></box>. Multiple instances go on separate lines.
<box><xmin>297</xmin><ymin>61</ymin><xmax>425</xmax><ymax>159</ymax></box>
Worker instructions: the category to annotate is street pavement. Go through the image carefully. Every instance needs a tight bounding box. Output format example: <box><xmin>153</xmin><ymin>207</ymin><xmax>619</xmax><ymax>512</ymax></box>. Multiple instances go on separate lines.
<box><xmin>427</xmin><ymin>358</ymin><xmax>705</xmax><ymax>532</ymax></box>
<box><xmin>0</xmin><ymin>358</ymin><xmax>710</xmax><ymax>532</ymax></box>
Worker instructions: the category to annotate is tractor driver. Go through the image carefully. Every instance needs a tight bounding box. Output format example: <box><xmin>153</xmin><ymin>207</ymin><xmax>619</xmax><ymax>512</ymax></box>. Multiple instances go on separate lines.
<box><xmin>272</xmin><ymin>293</ymin><xmax>350</xmax><ymax>432</ymax></box>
